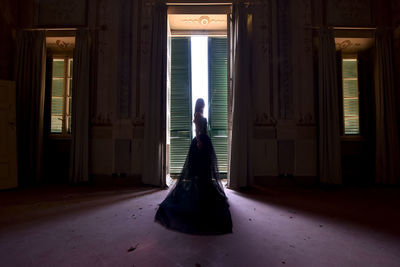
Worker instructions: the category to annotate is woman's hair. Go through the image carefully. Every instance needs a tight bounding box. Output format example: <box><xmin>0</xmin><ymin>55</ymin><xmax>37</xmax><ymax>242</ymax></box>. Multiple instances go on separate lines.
<box><xmin>194</xmin><ymin>98</ymin><xmax>205</xmax><ymax>113</ymax></box>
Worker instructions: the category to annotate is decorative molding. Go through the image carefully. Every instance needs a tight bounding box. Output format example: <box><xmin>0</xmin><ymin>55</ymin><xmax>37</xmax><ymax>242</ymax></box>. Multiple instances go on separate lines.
<box><xmin>334</xmin><ymin>37</ymin><xmax>374</xmax><ymax>53</ymax></box>
<box><xmin>55</xmin><ymin>40</ymin><xmax>73</xmax><ymax>49</ymax></box>
<box><xmin>254</xmin><ymin>112</ymin><xmax>277</xmax><ymax>126</ymax></box>
<box><xmin>46</xmin><ymin>37</ymin><xmax>75</xmax><ymax>55</ymax></box>
<box><xmin>46</xmin><ymin>41</ymin><xmax>75</xmax><ymax>52</ymax></box>
<box><xmin>181</xmin><ymin>16</ymin><xmax>225</xmax><ymax>25</ymax></box>
<box><xmin>91</xmin><ymin>113</ymin><xmax>112</xmax><ymax>126</ymax></box>
<box><xmin>335</xmin><ymin>39</ymin><xmax>361</xmax><ymax>50</ymax></box>
<box><xmin>296</xmin><ymin>113</ymin><xmax>315</xmax><ymax>126</ymax></box>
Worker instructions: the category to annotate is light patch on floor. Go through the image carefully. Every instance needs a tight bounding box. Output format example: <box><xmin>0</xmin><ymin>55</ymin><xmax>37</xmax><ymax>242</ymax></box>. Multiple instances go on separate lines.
<box><xmin>0</xmin><ymin>185</ymin><xmax>400</xmax><ymax>267</ymax></box>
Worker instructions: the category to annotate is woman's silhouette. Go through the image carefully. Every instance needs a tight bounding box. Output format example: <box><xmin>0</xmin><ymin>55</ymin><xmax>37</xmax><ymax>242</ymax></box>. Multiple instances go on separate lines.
<box><xmin>155</xmin><ymin>98</ymin><xmax>232</xmax><ymax>234</ymax></box>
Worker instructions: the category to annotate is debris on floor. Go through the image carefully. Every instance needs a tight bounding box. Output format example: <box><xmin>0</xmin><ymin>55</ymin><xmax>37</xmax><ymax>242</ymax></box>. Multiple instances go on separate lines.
<box><xmin>127</xmin><ymin>243</ymin><xmax>139</xmax><ymax>252</ymax></box>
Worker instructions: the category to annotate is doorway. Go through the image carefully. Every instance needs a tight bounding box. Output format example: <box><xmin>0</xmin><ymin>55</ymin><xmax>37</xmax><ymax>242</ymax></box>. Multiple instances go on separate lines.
<box><xmin>166</xmin><ymin>5</ymin><xmax>231</xmax><ymax>180</ymax></box>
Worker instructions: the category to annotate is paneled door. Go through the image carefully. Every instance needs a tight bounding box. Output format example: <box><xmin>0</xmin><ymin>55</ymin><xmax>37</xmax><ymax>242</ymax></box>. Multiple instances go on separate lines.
<box><xmin>0</xmin><ymin>80</ymin><xmax>17</xmax><ymax>189</ymax></box>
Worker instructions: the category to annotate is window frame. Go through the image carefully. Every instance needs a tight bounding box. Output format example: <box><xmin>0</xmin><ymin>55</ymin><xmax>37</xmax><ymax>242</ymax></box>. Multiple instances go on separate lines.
<box><xmin>49</xmin><ymin>56</ymin><xmax>73</xmax><ymax>137</ymax></box>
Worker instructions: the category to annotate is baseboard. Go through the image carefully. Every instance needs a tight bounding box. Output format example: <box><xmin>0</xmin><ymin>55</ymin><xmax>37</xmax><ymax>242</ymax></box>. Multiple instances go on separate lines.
<box><xmin>254</xmin><ymin>175</ymin><xmax>318</xmax><ymax>186</ymax></box>
<box><xmin>90</xmin><ymin>174</ymin><xmax>142</xmax><ymax>186</ymax></box>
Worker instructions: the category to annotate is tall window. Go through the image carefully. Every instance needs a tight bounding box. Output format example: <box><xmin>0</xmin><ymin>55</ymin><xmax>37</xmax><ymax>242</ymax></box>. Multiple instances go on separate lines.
<box><xmin>342</xmin><ymin>57</ymin><xmax>360</xmax><ymax>135</ymax></box>
<box><xmin>51</xmin><ymin>58</ymin><xmax>73</xmax><ymax>134</ymax></box>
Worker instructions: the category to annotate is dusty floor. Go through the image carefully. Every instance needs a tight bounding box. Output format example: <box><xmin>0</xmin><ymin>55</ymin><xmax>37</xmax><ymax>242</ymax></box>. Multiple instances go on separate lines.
<box><xmin>1</xmin><ymin>184</ymin><xmax>400</xmax><ymax>267</ymax></box>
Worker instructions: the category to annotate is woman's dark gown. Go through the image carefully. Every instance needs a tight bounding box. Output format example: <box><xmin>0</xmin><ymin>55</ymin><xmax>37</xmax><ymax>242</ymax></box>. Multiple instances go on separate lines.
<box><xmin>155</xmin><ymin>117</ymin><xmax>233</xmax><ymax>235</ymax></box>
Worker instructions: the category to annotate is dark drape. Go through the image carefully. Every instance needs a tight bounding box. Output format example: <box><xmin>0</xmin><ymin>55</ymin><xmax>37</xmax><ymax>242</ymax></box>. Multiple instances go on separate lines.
<box><xmin>69</xmin><ymin>29</ymin><xmax>91</xmax><ymax>183</ymax></box>
<box><xmin>15</xmin><ymin>30</ymin><xmax>46</xmax><ymax>186</ymax></box>
<box><xmin>318</xmin><ymin>27</ymin><xmax>342</xmax><ymax>184</ymax></box>
<box><xmin>227</xmin><ymin>2</ymin><xmax>253</xmax><ymax>189</ymax></box>
<box><xmin>142</xmin><ymin>2</ymin><xmax>168</xmax><ymax>187</ymax></box>
<box><xmin>374</xmin><ymin>29</ymin><xmax>400</xmax><ymax>184</ymax></box>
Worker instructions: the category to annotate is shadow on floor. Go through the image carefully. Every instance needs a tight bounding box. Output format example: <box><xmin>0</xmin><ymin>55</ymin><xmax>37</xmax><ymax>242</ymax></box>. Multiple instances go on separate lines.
<box><xmin>229</xmin><ymin>185</ymin><xmax>400</xmax><ymax>238</ymax></box>
<box><xmin>0</xmin><ymin>184</ymin><xmax>164</xmax><ymax>231</ymax></box>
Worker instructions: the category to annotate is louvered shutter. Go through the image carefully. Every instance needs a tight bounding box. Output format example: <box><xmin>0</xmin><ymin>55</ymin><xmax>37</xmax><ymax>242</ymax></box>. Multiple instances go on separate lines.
<box><xmin>208</xmin><ymin>37</ymin><xmax>228</xmax><ymax>173</ymax></box>
<box><xmin>342</xmin><ymin>58</ymin><xmax>360</xmax><ymax>135</ymax></box>
<box><xmin>51</xmin><ymin>59</ymin><xmax>65</xmax><ymax>133</ymax></box>
<box><xmin>170</xmin><ymin>37</ymin><xmax>192</xmax><ymax>175</ymax></box>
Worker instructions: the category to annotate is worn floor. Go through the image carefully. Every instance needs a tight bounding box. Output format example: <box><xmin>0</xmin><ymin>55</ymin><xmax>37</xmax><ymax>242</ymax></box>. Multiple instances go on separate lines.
<box><xmin>1</xmin><ymin>184</ymin><xmax>400</xmax><ymax>267</ymax></box>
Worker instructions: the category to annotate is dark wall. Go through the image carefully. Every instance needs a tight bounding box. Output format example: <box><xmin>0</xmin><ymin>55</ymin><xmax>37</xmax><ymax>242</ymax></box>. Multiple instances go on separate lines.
<box><xmin>0</xmin><ymin>0</ymin><xmax>35</xmax><ymax>80</ymax></box>
<box><xmin>0</xmin><ymin>0</ymin><xmax>18</xmax><ymax>80</ymax></box>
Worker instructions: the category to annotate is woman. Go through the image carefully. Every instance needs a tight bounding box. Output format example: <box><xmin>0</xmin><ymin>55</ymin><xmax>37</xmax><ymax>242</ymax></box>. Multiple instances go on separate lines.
<box><xmin>155</xmin><ymin>98</ymin><xmax>233</xmax><ymax>235</ymax></box>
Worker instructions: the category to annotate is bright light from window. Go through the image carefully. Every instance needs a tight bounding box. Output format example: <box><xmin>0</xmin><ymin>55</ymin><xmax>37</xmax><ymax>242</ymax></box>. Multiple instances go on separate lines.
<box><xmin>191</xmin><ymin>36</ymin><xmax>208</xmax><ymax>137</ymax></box>
<box><xmin>342</xmin><ymin>58</ymin><xmax>360</xmax><ymax>135</ymax></box>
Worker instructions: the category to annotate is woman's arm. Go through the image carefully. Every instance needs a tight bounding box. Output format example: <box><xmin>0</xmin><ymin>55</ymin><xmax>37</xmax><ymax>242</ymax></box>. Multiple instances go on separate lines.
<box><xmin>196</xmin><ymin>129</ymin><xmax>202</xmax><ymax>149</ymax></box>
<box><xmin>194</xmin><ymin>112</ymin><xmax>202</xmax><ymax>149</ymax></box>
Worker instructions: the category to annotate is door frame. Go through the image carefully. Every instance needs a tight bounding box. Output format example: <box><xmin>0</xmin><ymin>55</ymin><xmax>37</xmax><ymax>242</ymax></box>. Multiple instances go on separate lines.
<box><xmin>165</xmin><ymin>3</ymin><xmax>233</xmax><ymax>180</ymax></box>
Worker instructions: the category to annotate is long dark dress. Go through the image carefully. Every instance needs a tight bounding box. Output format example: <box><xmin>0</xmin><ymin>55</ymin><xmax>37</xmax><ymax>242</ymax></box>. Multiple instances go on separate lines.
<box><xmin>155</xmin><ymin>116</ymin><xmax>233</xmax><ymax>235</ymax></box>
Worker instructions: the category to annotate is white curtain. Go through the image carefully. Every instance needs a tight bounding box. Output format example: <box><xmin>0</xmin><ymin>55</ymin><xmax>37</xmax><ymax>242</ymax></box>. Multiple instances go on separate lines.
<box><xmin>374</xmin><ymin>29</ymin><xmax>400</xmax><ymax>184</ymax></box>
<box><xmin>227</xmin><ymin>3</ymin><xmax>253</xmax><ymax>189</ymax></box>
<box><xmin>15</xmin><ymin>30</ymin><xmax>46</xmax><ymax>186</ymax></box>
<box><xmin>69</xmin><ymin>29</ymin><xmax>90</xmax><ymax>183</ymax></box>
<box><xmin>142</xmin><ymin>2</ymin><xmax>167</xmax><ymax>187</ymax></box>
<box><xmin>318</xmin><ymin>27</ymin><xmax>342</xmax><ymax>184</ymax></box>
